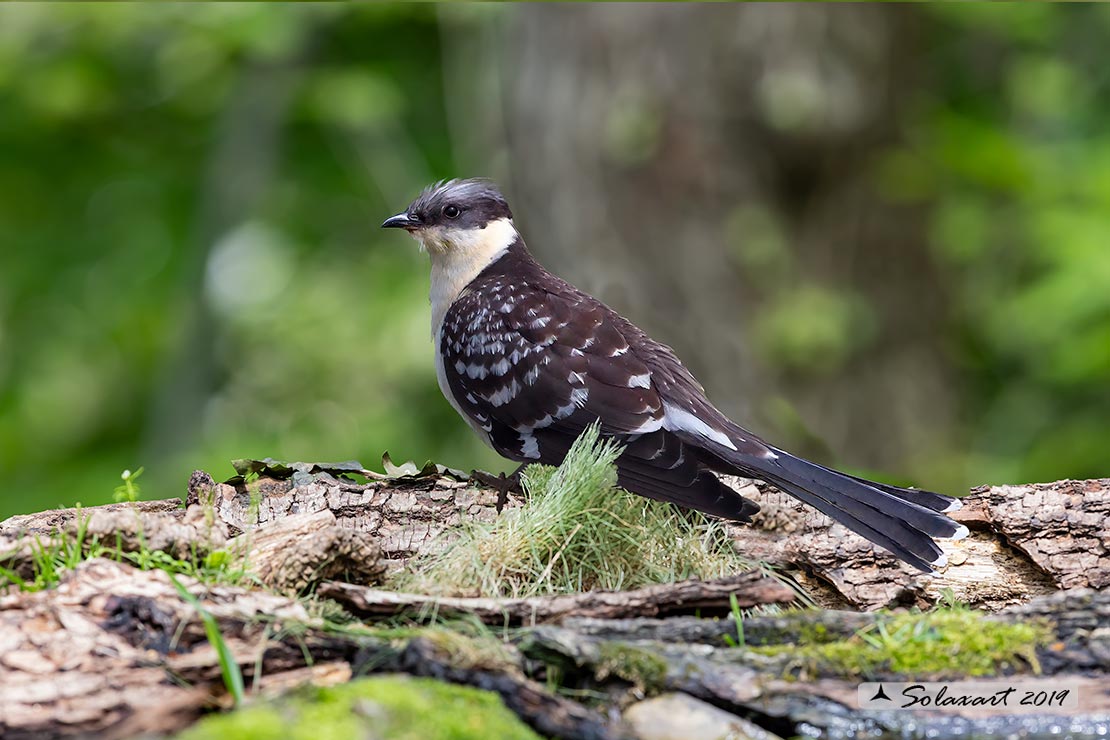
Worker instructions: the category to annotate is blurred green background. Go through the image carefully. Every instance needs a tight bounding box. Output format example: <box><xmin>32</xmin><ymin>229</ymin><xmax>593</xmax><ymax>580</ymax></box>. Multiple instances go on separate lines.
<box><xmin>1</xmin><ymin>4</ymin><xmax>1107</xmax><ymax>519</ymax></box>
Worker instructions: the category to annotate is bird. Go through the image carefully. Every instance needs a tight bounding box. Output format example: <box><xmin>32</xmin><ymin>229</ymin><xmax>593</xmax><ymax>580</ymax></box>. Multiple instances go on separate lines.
<box><xmin>382</xmin><ymin>178</ymin><xmax>968</xmax><ymax>572</ymax></box>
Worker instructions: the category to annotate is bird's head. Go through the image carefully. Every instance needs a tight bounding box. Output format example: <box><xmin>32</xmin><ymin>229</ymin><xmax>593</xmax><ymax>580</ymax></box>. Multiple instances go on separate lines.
<box><xmin>381</xmin><ymin>179</ymin><xmax>517</xmax><ymax>264</ymax></box>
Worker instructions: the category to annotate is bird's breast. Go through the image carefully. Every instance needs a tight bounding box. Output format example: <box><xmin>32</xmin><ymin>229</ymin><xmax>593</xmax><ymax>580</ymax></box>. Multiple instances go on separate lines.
<box><xmin>433</xmin><ymin>323</ymin><xmax>496</xmax><ymax>449</ymax></box>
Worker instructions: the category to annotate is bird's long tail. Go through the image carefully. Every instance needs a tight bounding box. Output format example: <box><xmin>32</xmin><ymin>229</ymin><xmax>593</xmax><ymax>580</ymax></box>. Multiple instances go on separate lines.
<box><xmin>704</xmin><ymin>442</ymin><xmax>968</xmax><ymax>572</ymax></box>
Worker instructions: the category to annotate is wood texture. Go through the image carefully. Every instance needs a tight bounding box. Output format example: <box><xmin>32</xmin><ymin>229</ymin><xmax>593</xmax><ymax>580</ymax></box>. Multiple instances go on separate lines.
<box><xmin>0</xmin><ymin>558</ymin><xmax>622</xmax><ymax>740</ymax></box>
<box><xmin>187</xmin><ymin>469</ymin><xmax>512</xmax><ymax>574</ymax></box>
<box><xmin>720</xmin><ymin>475</ymin><xmax>1090</xmax><ymax>610</ymax></box>
<box><xmin>0</xmin><ymin>559</ymin><xmax>318</xmax><ymax>739</ymax></box>
<box><xmin>226</xmin><ymin>509</ymin><xmax>386</xmax><ymax>592</ymax></box>
<box><xmin>319</xmin><ymin>571</ymin><xmax>797</xmax><ymax>625</ymax></box>
<box><xmin>952</xmin><ymin>478</ymin><xmax>1110</xmax><ymax>589</ymax></box>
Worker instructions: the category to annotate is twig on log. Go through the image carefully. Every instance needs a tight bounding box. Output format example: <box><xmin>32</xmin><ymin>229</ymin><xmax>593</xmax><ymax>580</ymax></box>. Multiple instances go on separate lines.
<box><xmin>319</xmin><ymin>571</ymin><xmax>797</xmax><ymax>625</ymax></box>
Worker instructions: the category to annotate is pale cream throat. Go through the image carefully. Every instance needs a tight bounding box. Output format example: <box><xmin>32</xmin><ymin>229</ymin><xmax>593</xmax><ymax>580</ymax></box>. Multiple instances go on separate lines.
<box><xmin>424</xmin><ymin>217</ymin><xmax>518</xmax><ymax>335</ymax></box>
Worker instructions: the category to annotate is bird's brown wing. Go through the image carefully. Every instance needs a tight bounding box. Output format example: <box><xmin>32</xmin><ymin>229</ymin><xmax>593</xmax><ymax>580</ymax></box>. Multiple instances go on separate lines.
<box><xmin>439</xmin><ymin>274</ymin><xmax>758</xmax><ymax>520</ymax></box>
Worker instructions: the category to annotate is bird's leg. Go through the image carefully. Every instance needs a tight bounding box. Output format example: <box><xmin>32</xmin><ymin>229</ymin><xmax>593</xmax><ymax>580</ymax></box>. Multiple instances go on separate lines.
<box><xmin>470</xmin><ymin>463</ymin><xmax>529</xmax><ymax>513</ymax></box>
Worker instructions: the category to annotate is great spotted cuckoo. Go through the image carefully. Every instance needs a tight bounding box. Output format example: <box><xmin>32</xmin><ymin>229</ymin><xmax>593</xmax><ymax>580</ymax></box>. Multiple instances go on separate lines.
<box><xmin>382</xmin><ymin>179</ymin><xmax>967</xmax><ymax>572</ymax></box>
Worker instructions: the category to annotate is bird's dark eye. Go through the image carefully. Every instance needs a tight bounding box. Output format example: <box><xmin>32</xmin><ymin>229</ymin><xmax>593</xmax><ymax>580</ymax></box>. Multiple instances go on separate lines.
<box><xmin>443</xmin><ymin>204</ymin><xmax>461</xmax><ymax>219</ymax></box>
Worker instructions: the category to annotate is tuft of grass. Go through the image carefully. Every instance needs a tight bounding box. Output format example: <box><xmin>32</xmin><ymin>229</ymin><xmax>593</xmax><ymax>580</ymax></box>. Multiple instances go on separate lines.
<box><xmin>750</xmin><ymin>605</ymin><xmax>1050</xmax><ymax>679</ymax></box>
<box><xmin>1</xmin><ymin>469</ymin><xmax>256</xmax><ymax>594</ymax></box>
<box><xmin>1</xmin><ymin>511</ymin><xmax>95</xmax><ymax>591</ymax></box>
<box><xmin>394</xmin><ymin>423</ymin><xmax>752</xmax><ymax>599</ymax></box>
<box><xmin>1</xmin><ymin>519</ymin><xmax>254</xmax><ymax>593</ymax></box>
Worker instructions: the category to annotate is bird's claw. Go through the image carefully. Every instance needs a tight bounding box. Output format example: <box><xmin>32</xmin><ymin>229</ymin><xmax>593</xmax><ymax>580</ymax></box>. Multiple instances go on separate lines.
<box><xmin>470</xmin><ymin>467</ymin><xmax>527</xmax><ymax>513</ymax></box>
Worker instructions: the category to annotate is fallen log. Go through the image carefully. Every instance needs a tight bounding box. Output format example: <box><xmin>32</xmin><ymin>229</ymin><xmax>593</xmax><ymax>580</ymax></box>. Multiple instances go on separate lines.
<box><xmin>561</xmin><ymin>590</ymin><xmax>1110</xmax><ymax>676</ymax></box>
<box><xmin>4</xmin><ymin>473</ymin><xmax>1108</xmax><ymax>613</ymax></box>
<box><xmin>514</xmin><ymin>591</ymin><xmax>1110</xmax><ymax>737</ymax></box>
<box><xmin>0</xmin><ymin>499</ymin><xmax>184</xmax><ymax>539</ymax></box>
<box><xmin>0</xmin><ymin>468</ymin><xmax>499</xmax><ymax>591</ymax></box>
<box><xmin>185</xmin><ymin>469</ymin><xmax>512</xmax><ymax>570</ymax></box>
<box><xmin>953</xmin><ymin>478</ymin><xmax>1110</xmax><ymax>589</ymax></box>
<box><xmin>520</xmin><ymin>625</ymin><xmax>763</xmax><ymax>708</ymax></box>
<box><xmin>720</xmin><ymin>475</ymin><xmax>1109</xmax><ymax>610</ymax></box>
<box><xmin>560</xmin><ymin>610</ymin><xmax>875</xmax><ymax>646</ymax></box>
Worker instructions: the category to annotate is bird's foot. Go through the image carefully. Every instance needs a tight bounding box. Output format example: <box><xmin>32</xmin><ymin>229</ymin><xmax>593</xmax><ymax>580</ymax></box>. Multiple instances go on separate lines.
<box><xmin>470</xmin><ymin>465</ymin><xmax>527</xmax><ymax>513</ymax></box>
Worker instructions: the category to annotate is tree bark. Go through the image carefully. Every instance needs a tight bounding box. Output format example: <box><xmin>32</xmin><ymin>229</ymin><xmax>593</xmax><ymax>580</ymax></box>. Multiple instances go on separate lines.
<box><xmin>5</xmin><ymin>472</ymin><xmax>1106</xmax><ymax>611</ymax></box>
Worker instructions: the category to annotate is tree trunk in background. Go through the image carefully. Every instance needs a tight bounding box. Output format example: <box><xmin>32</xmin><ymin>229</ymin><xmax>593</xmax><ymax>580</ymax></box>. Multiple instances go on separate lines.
<box><xmin>142</xmin><ymin>42</ymin><xmax>310</xmax><ymax>472</ymax></box>
<box><xmin>455</xmin><ymin>4</ymin><xmax>955</xmax><ymax>482</ymax></box>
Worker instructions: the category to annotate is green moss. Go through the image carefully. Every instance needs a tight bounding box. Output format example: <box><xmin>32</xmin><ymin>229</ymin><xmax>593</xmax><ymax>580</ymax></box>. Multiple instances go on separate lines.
<box><xmin>798</xmin><ymin>619</ymin><xmax>832</xmax><ymax>644</ymax></box>
<box><xmin>421</xmin><ymin>627</ymin><xmax>519</xmax><ymax>672</ymax></box>
<box><xmin>595</xmin><ymin>643</ymin><xmax>669</xmax><ymax>693</ymax></box>
<box><xmin>176</xmin><ymin>675</ymin><xmax>540</xmax><ymax>740</ymax></box>
<box><xmin>720</xmin><ymin>607</ymin><xmax>862</xmax><ymax>648</ymax></box>
<box><xmin>750</xmin><ymin>607</ymin><xmax>1049</xmax><ymax>680</ymax></box>
<box><xmin>760</xmin><ymin>612</ymin><xmax>845</xmax><ymax>646</ymax></box>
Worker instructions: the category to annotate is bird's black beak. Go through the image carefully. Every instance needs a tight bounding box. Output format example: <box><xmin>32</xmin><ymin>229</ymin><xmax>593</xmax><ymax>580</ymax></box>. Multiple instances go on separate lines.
<box><xmin>381</xmin><ymin>212</ymin><xmax>416</xmax><ymax>230</ymax></box>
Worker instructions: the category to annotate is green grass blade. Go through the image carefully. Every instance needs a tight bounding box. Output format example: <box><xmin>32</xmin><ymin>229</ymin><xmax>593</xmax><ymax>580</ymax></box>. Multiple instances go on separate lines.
<box><xmin>169</xmin><ymin>573</ymin><xmax>246</xmax><ymax>706</ymax></box>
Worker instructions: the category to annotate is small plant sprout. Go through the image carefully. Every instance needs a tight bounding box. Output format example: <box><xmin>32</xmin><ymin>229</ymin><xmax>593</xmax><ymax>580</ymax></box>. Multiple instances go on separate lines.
<box><xmin>114</xmin><ymin>467</ymin><xmax>145</xmax><ymax>503</ymax></box>
<box><xmin>722</xmin><ymin>592</ymin><xmax>746</xmax><ymax>648</ymax></box>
